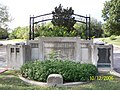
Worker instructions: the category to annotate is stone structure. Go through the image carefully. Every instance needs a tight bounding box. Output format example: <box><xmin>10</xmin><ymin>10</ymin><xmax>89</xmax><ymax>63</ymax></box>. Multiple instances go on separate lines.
<box><xmin>27</xmin><ymin>37</ymin><xmax>93</xmax><ymax>63</ymax></box>
<box><xmin>6</xmin><ymin>37</ymin><xmax>113</xmax><ymax>70</ymax></box>
<box><xmin>47</xmin><ymin>74</ymin><xmax>63</xmax><ymax>86</ymax></box>
<box><xmin>6</xmin><ymin>45</ymin><xmax>31</xmax><ymax>69</ymax></box>
<box><xmin>92</xmin><ymin>44</ymin><xmax>113</xmax><ymax>69</ymax></box>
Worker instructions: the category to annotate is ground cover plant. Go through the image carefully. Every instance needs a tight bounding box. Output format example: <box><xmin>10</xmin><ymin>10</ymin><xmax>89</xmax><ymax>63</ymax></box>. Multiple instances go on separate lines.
<box><xmin>20</xmin><ymin>60</ymin><xmax>98</xmax><ymax>82</ymax></box>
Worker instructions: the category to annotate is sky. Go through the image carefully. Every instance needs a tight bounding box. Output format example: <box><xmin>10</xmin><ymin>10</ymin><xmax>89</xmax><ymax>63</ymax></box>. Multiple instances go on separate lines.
<box><xmin>0</xmin><ymin>0</ymin><xmax>107</xmax><ymax>29</ymax></box>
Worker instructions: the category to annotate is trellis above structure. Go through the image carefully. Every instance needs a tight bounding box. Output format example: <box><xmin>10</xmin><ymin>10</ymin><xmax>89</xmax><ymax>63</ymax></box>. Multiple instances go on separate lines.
<box><xmin>29</xmin><ymin>13</ymin><xmax>91</xmax><ymax>40</ymax></box>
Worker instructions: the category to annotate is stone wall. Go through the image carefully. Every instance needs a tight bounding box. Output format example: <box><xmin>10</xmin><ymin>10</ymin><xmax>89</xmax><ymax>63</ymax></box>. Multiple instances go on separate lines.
<box><xmin>27</xmin><ymin>37</ymin><xmax>93</xmax><ymax>63</ymax></box>
<box><xmin>6</xmin><ymin>37</ymin><xmax>113</xmax><ymax>70</ymax></box>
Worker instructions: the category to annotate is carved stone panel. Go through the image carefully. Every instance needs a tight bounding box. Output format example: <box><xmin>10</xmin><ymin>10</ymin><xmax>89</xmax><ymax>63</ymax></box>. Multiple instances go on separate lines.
<box><xmin>44</xmin><ymin>42</ymin><xmax>75</xmax><ymax>60</ymax></box>
<box><xmin>97</xmin><ymin>48</ymin><xmax>111</xmax><ymax>63</ymax></box>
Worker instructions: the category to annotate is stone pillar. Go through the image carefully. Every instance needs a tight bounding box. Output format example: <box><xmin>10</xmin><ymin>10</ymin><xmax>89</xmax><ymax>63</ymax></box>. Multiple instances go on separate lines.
<box><xmin>75</xmin><ymin>38</ymin><xmax>81</xmax><ymax>62</ymax></box>
<box><xmin>6</xmin><ymin>45</ymin><xmax>31</xmax><ymax>70</ymax></box>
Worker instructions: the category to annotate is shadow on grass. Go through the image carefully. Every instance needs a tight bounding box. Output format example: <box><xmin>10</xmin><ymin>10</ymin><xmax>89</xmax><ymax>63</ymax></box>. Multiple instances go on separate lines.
<box><xmin>0</xmin><ymin>76</ymin><xmax>29</xmax><ymax>87</ymax></box>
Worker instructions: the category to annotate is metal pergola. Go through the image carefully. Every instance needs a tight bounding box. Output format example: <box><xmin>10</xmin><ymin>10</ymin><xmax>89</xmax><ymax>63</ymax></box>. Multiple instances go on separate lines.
<box><xmin>29</xmin><ymin>13</ymin><xmax>91</xmax><ymax>40</ymax></box>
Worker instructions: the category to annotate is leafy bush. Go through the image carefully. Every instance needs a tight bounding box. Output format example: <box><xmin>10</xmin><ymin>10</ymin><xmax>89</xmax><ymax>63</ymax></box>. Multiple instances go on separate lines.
<box><xmin>20</xmin><ymin>60</ymin><xmax>98</xmax><ymax>82</ymax></box>
<box><xmin>35</xmin><ymin>25</ymin><xmax>77</xmax><ymax>37</ymax></box>
<box><xmin>9</xmin><ymin>26</ymin><xmax>29</xmax><ymax>39</ymax></box>
<box><xmin>110</xmin><ymin>35</ymin><xmax>117</xmax><ymax>40</ymax></box>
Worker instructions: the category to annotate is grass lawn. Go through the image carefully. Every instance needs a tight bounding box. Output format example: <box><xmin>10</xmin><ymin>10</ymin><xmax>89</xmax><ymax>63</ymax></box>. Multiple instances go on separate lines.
<box><xmin>0</xmin><ymin>70</ymin><xmax>120</xmax><ymax>90</ymax></box>
<box><xmin>100</xmin><ymin>36</ymin><xmax>120</xmax><ymax>46</ymax></box>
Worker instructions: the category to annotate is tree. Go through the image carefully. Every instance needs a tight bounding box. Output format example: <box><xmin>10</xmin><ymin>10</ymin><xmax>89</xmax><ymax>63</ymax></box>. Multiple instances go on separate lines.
<box><xmin>9</xmin><ymin>26</ymin><xmax>29</xmax><ymax>39</ymax></box>
<box><xmin>74</xmin><ymin>23</ymin><xmax>86</xmax><ymax>38</ymax></box>
<box><xmin>74</xmin><ymin>18</ymin><xmax>103</xmax><ymax>38</ymax></box>
<box><xmin>0</xmin><ymin>27</ymin><xmax>8</xmax><ymax>39</ymax></box>
<box><xmin>0</xmin><ymin>4</ymin><xmax>11</xmax><ymax>39</ymax></box>
<box><xmin>90</xmin><ymin>18</ymin><xmax>103</xmax><ymax>38</ymax></box>
<box><xmin>35</xmin><ymin>17</ymin><xmax>103</xmax><ymax>38</ymax></box>
<box><xmin>102</xmin><ymin>0</ymin><xmax>120</xmax><ymax>35</ymax></box>
<box><xmin>51</xmin><ymin>4</ymin><xmax>76</xmax><ymax>32</ymax></box>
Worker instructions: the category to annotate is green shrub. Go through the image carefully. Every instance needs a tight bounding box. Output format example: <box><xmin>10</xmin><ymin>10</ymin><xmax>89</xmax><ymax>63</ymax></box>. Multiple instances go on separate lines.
<box><xmin>110</xmin><ymin>35</ymin><xmax>117</xmax><ymax>40</ymax></box>
<box><xmin>20</xmin><ymin>60</ymin><xmax>98</xmax><ymax>82</ymax></box>
<box><xmin>35</xmin><ymin>25</ymin><xmax>78</xmax><ymax>37</ymax></box>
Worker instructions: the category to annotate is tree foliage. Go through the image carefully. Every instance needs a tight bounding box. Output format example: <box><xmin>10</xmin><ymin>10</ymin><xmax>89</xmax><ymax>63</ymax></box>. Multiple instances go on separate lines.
<box><xmin>10</xmin><ymin>18</ymin><xmax>103</xmax><ymax>39</ymax></box>
<box><xmin>34</xmin><ymin>18</ymin><xmax>103</xmax><ymax>38</ymax></box>
<box><xmin>51</xmin><ymin>4</ymin><xmax>76</xmax><ymax>32</ymax></box>
<box><xmin>35</xmin><ymin>23</ymin><xmax>77</xmax><ymax>37</ymax></box>
<box><xmin>9</xmin><ymin>26</ymin><xmax>29</xmax><ymax>39</ymax></box>
<box><xmin>90</xmin><ymin>18</ymin><xmax>103</xmax><ymax>38</ymax></box>
<box><xmin>0</xmin><ymin>4</ymin><xmax>10</xmax><ymax>28</ymax></box>
<box><xmin>102</xmin><ymin>0</ymin><xmax>120</xmax><ymax>35</ymax></box>
<box><xmin>74</xmin><ymin>23</ymin><xmax>86</xmax><ymax>38</ymax></box>
<box><xmin>74</xmin><ymin>18</ymin><xmax>103</xmax><ymax>38</ymax></box>
<box><xmin>0</xmin><ymin>4</ymin><xmax>10</xmax><ymax>39</ymax></box>
<box><xmin>0</xmin><ymin>27</ymin><xmax>8</xmax><ymax>39</ymax></box>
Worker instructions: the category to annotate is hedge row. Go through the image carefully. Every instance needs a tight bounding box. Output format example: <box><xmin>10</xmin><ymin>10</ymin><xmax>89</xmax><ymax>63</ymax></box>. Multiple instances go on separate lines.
<box><xmin>20</xmin><ymin>60</ymin><xmax>98</xmax><ymax>82</ymax></box>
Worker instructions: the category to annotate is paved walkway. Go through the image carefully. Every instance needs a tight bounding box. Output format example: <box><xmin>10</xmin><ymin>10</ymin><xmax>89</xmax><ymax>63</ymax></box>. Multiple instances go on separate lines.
<box><xmin>0</xmin><ymin>46</ymin><xmax>7</xmax><ymax>67</ymax></box>
<box><xmin>113</xmin><ymin>45</ymin><xmax>120</xmax><ymax>72</ymax></box>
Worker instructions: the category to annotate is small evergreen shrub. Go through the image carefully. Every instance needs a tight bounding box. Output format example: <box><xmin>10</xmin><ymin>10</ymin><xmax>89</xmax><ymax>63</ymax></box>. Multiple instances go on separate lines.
<box><xmin>20</xmin><ymin>60</ymin><xmax>98</xmax><ymax>82</ymax></box>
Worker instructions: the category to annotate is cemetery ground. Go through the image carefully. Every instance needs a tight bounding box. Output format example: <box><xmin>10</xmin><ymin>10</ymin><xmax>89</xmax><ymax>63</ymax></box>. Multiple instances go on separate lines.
<box><xmin>1</xmin><ymin>70</ymin><xmax>120</xmax><ymax>90</ymax></box>
<box><xmin>0</xmin><ymin>37</ymin><xmax>120</xmax><ymax>90</ymax></box>
<box><xmin>0</xmin><ymin>46</ymin><xmax>120</xmax><ymax>90</ymax></box>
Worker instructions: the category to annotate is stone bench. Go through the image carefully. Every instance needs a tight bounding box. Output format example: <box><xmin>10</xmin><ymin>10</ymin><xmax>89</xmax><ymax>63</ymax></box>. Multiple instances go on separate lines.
<box><xmin>47</xmin><ymin>74</ymin><xmax>63</xmax><ymax>86</ymax></box>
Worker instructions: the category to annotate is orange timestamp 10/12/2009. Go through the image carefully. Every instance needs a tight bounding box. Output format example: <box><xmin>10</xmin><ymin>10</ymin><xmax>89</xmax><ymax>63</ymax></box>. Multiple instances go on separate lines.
<box><xmin>90</xmin><ymin>75</ymin><xmax>114</xmax><ymax>81</ymax></box>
